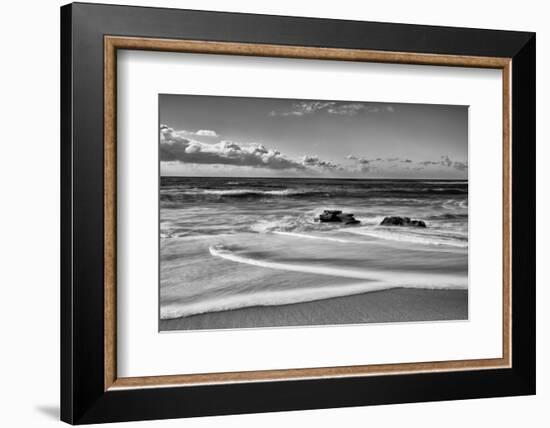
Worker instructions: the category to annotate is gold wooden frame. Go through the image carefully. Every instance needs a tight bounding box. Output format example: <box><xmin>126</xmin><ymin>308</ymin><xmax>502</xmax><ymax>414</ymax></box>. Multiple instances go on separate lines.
<box><xmin>104</xmin><ymin>36</ymin><xmax>512</xmax><ymax>391</ymax></box>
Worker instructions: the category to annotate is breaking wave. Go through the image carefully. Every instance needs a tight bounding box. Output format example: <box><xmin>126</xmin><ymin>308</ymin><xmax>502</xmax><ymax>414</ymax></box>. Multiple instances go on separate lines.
<box><xmin>345</xmin><ymin>228</ymin><xmax>468</xmax><ymax>248</ymax></box>
<box><xmin>160</xmin><ymin>245</ymin><xmax>467</xmax><ymax>319</ymax></box>
<box><xmin>272</xmin><ymin>231</ymin><xmax>369</xmax><ymax>244</ymax></box>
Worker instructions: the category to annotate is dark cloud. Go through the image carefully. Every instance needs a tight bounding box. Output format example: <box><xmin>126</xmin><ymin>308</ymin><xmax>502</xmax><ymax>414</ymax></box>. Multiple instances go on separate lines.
<box><xmin>347</xmin><ymin>153</ymin><xmax>468</xmax><ymax>173</ymax></box>
<box><xmin>419</xmin><ymin>160</ymin><xmax>440</xmax><ymax>166</ymax></box>
<box><xmin>302</xmin><ymin>155</ymin><xmax>340</xmax><ymax>169</ymax></box>
<box><xmin>161</xmin><ymin>122</ymin><xmax>467</xmax><ymax>176</ymax></box>
<box><xmin>346</xmin><ymin>155</ymin><xmax>374</xmax><ymax>164</ymax></box>
<box><xmin>160</xmin><ymin>125</ymin><xmax>304</xmax><ymax>170</ymax></box>
<box><xmin>418</xmin><ymin>156</ymin><xmax>468</xmax><ymax>170</ymax></box>
<box><xmin>440</xmin><ymin>155</ymin><xmax>468</xmax><ymax>170</ymax></box>
<box><xmin>440</xmin><ymin>155</ymin><xmax>453</xmax><ymax>167</ymax></box>
<box><xmin>452</xmin><ymin>161</ymin><xmax>468</xmax><ymax>171</ymax></box>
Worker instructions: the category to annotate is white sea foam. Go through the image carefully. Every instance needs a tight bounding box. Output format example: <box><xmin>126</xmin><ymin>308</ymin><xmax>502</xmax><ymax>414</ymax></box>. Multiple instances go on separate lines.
<box><xmin>271</xmin><ymin>230</ymin><xmax>459</xmax><ymax>253</ymax></box>
<box><xmin>160</xmin><ymin>245</ymin><xmax>467</xmax><ymax>319</ymax></box>
<box><xmin>272</xmin><ymin>231</ymin><xmax>367</xmax><ymax>244</ymax></box>
<box><xmin>344</xmin><ymin>228</ymin><xmax>468</xmax><ymax>248</ymax></box>
<box><xmin>161</xmin><ymin>281</ymin><xmax>396</xmax><ymax>319</ymax></box>
<box><xmin>183</xmin><ymin>188</ymin><xmax>311</xmax><ymax>196</ymax></box>
<box><xmin>250</xmin><ymin>215</ymin><xmax>318</xmax><ymax>233</ymax></box>
<box><xmin>209</xmin><ymin>245</ymin><xmax>466</xmax><ymax>287</ymax></box>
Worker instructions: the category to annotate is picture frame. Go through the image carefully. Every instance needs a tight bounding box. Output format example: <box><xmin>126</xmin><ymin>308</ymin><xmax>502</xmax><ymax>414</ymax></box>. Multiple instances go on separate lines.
<box><xmin>60</xmin><ymin>2</ymin><xmax>535</xmax><ymax>424</ymax></box>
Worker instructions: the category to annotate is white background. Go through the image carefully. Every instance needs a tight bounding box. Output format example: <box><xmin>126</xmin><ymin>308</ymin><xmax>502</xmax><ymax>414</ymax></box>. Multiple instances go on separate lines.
<box><xmin>0</xmin><ymin>0</ymin><xmax>546</xmax><ymax>427</ymax></box>
<box><xmin>118</xmin><ymin>51</ymin><xmax>503</xmax><ymax>377</ymax></box>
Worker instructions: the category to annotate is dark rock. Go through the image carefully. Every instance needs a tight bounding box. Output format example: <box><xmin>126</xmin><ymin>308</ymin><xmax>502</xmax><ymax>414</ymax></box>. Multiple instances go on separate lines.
<box><xmin>319</xmin><ymin>210</ymin><xmax>360</xmax><ymax>225</ymax></box>
<box><xmin>380</xmin><ymin>216</ymin><xmax>426</xmax><ymax>228</ymax></box>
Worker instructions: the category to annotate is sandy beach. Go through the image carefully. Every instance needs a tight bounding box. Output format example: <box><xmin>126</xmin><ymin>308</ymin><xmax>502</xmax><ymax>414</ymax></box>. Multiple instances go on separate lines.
<box><xmin>160</xmin><ymin>288</ymin><xmax>467</xmax><ymax>331</ymax></box>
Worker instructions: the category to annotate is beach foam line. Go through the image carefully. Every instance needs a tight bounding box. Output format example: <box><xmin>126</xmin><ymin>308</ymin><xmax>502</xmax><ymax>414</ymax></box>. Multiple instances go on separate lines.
<box><xmin>161</xmin><ymin>232</ymin><xmax>235</xmax><ymax>240</ymax></box>
<box><xmin>270</xmin><ymin>230</ymin><xmax>458</xmax><ymax>253</ymax></box>
<box><xmin>163</xmin><ymin>246</ymin><xmax>466</xmax><ymax>319</ymax></box>
<box><xmin>161</xmin><ymin>281</ymin><xmax>397</xmax><ymax>319</ymax></box>
<box><xmin>175</xmin><ymin>188</ymin><xmax>326</xmax><ymax>198</ymax></box>
<box><xmin>272</xmin><ymin>230</ymin><xmax>369</xmax><ymax>244</ymax></box>
<box><xmin>161</xmin><ymin>246</ymin><xmax>467</xmax><ymax>319</ymax></box>
<box><xmin>209</xmin><ymin>245</ymin><xmax>466</xmax><ymax>286</ymax></box>
<box><xmin>344</xmin><ymin>228</ymin><xmax>468</xmax><ymax>248</ymax></box>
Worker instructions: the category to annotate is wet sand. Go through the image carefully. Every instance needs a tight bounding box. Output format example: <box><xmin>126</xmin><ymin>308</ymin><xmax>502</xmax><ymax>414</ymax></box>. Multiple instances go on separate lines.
<box><xmin>160</xmin><ymin>287</ymin><xmax>468</xmax><ymax>331</ymax></box>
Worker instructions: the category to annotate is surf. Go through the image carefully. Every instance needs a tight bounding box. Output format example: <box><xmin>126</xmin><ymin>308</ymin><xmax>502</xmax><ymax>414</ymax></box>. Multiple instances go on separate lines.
<box><xmin>272</xmin><ymin>230</ymin><xmax>369</xmax><ymax>244</ymax></box>
<box><xmin>160</xmin><ymin>280</ymin><xmax>402</xmax><ymax>319</ymax></box>
<box><xmin>344</xmin><ymin>227</ymin><xmax>468</xmax><ymax>248</ymax></box>
<box><xmin>209</xmin><ymin>244</ymin><xmax>467</xmax><ymax>287</ymax></box>
<box><xmin>160</xmin><ymin>245</ymin><xmax>467</xmax><ymax>319</ymax></box>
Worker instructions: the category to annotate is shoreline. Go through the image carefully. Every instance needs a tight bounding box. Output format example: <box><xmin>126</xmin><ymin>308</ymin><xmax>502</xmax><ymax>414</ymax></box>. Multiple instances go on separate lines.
<box><xmin>160</xmin><ymin>287</ymin><xmax>468</xmax><ymax>332</ymax></box>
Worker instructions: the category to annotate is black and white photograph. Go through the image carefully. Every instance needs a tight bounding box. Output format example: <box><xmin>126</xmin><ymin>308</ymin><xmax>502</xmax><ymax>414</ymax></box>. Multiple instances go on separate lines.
<box><xmin>159</xmin><ymin>94</ymin><xmax>469</xmax><ymax>331</ymax></box>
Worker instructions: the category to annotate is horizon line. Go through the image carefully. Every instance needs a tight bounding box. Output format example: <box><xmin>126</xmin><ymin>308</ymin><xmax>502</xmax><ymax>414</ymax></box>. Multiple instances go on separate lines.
<box><xmin>160</xmin><ymin>175</ymin><xmax>467</xmax><ymax>181</ymax></box>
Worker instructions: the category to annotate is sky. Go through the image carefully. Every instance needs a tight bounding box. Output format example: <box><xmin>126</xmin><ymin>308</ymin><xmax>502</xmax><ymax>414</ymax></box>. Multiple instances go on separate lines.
<box><xmin>159</xmin><ymin>94</ymin><xmax>468</xmax><ymax>179</ymax></box>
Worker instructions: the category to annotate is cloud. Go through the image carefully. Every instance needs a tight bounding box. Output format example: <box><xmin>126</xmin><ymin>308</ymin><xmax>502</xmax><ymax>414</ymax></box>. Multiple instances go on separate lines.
<box><xmin>161</xmin><ymin>124</ymin><xmax>466</xmax><ymax>177</ymax></box>
<box><xmin>160</xmin><ymin>124</ymin><xmax>304</xmax><ymax>170</ymax></box>
<box><xmin>346</xmin><ymin>155</ymin><xmax>378</xmax><ymax>173</ymax></box>
<box><xmin>346</xmin><ymin>155</ymin><xmax>375</xmax><ymax>164</ymax></box>
<box><xmin>439</xmin><ymin>155</ymin><xmax>468</xmax><ymax>170</ymax></box>
<box><xmin>271</xmin><ymin>101</ymin><xmax>395</xmax><ymax>117</ymax></box>
<box><xmin>326</xmin><ymin>103</ymin><xmax>364</xmax><ymax>116</ymax></box>
<box><xmin>452</xmin><ymin>161</ymin><xmax>468</xmax><ymax>171</ymax></box>
<box><xmin>440</xmin><ymin>155</ymin><xmax>453</xmax><ymax>167</ymax></box>
<box><xmin>417</xmin><ymin>156</ymin><xmax>468</xmax><ymax>170</ymax></box>
<box><xmin>270</xmin><ymin>101</ymin><xmax>335</xmax><ymax>117</ymax></box>
<box><xmin>346</xmin><ymin>153</ymin><xmax>468</xmax><ymax>173</ymax></box>
<box><xmin>194</xmin><ymin>129</ymin><xmax>218</xmax><ymax>137</ymax></box>
<box><xmin>160</xmin><ymin>126</ymin><xmax>219</xmax><ymax>139</ymax></box>
<box><xmin>301</xmin><ymin>155</ymin><xmax>340</xmax><ymax>169</ymax></box>
<box><xmin>327</xmin><ymin>104</ymin><xmax>394</xmax><ymax>116</ymax></box>
<box><xmin>419</xmin><ymin>160</ymin><xmax>440</xmax><ymax>166</ymax></box>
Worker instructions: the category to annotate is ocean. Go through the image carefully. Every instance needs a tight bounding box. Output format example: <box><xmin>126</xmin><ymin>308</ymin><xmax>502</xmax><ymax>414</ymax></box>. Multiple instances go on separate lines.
<box><xmin>160</xmin><ymin>177</ymin><xmax>468</xmax><ymax>326</ymax></box>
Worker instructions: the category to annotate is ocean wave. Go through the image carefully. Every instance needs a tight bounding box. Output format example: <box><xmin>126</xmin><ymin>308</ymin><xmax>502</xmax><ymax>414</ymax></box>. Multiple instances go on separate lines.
<box><xmin>270</xmin><ymin>230</ymin><xmax>462</xmax><ymax>253</ymax></box>
<box><xmin>251</xmin><ymin>216</ymin><xmax>314</xmax><ymax>233</ymax></box>
<box><xmin>161</xmin><ymin>186</ymin><xmax>467</xmax><ymax>201</ymax></box>
<box><xmin>161</xmin><ymin>281</ymin><xmax>401</xmax><ymax>319</ymax></box>
<box><xmin>209</xmin><ymin>244</ymin><xmax>466</xmax><ymax>285</ymax></box>
<box><xmin>161</xmin><ymin>232</ymin><xmax>235</xmax><ymax>240</ymax></box>
<box><xmin>442</xmin><ymin>199</ymin><xmax>468</xmax><ymax>210</ymax></box>
<box><xmin>159</xmin><ymin>245</ymin><xmax>467</xmax><ymax>319</ymax></box>
<box><xmin>164</xmin><ymin>188</ymin><xmax>329</xmax><ymax>198</ymax></box>
<box><xmin>345</xmin><ymin>228</ymin><xmax>468</xmax><ymax>248</ymax></box>
<box><xmin>272</xmin><ymin>230</ymin><xmax>369</xmax><ymax>244</ymax></box>
<box><xmin>427</xmin><ymin>213</ymin><xmax>468</xmax><ymax>220</ymax></box>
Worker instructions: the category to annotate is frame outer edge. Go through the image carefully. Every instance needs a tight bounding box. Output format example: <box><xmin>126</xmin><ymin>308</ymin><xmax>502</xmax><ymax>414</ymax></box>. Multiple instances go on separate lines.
<box><xmin>510</xmin><ymin>34</ymin><xmax>536</xmax><ymax>392</ymax></box>
<box><xmin>60</xmin><ymin>3</ymin><xmax>75</xmax><ymax>424</ymax></box>
<box><xmin>63</xmin><ymin>3</ymin><xmax>536</xmax><ymax>423</ymax></box>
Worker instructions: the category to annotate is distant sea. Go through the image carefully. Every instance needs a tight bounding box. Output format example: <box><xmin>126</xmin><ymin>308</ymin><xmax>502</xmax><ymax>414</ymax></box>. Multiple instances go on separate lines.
<box><xmin>160</xmin><ymin>177</ymin><xmax>468</xmax><ymax>326</ymax></box>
